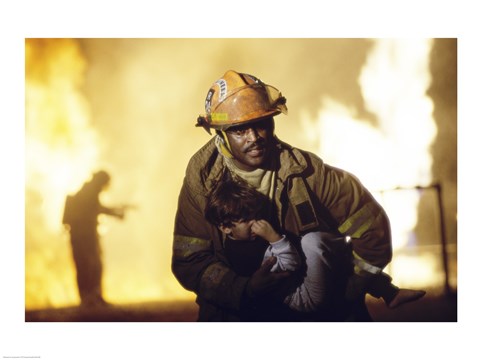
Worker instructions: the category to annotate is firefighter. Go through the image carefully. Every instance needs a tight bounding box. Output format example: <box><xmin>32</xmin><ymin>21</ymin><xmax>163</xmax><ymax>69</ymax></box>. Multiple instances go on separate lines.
<box><xmin>172</xmin><ymin>70</ymin><xmax>421</xmax><ymax>321</ymax></box>
<box><xmin>63</xmin><ymin>170</ymin><xmax>125</xmax><ymax>307</ymax></box>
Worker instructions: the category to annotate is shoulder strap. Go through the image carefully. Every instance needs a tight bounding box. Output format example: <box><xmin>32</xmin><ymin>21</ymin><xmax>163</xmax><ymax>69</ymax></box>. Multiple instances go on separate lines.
<box><xmin>288</xmin><ymin>176</ymin><xmax>320</xmax><ymax>233</ymax></box>
<box><xmin>288</xmin><ymin>175</ymin><xmax>342</xmax><ymax>234</ymax></box>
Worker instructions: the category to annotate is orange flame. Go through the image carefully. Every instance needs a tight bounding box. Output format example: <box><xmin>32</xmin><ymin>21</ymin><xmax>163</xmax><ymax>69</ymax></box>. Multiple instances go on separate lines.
<box><xmin>25</xmin><ymin>39</ymin><xmax>101</xmax><ymax>309</ymax></box>
<box><xmin>25</xmin><ymin>39</ymin><xmax>194</xmax><ymax>310</ymax></box>
<box><xmin>25</xmin><ymin>39</ymin><xmax>446</xmax><ymax>311</ymax></box>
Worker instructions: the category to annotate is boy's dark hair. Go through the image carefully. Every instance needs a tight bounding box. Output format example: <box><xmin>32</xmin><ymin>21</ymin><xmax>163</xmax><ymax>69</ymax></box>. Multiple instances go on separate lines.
<box><xmin>205</xmin><ymin>179</ymin><xmax>271</xmax><ymax>227</ymax></box>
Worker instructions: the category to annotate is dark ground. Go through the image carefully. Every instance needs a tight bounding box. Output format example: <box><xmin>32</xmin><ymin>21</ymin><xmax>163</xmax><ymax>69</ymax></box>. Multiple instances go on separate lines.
<box><xmin>25</xmin><ymin>290</ymin><xmax>457</xmax><ymax>322</ymax></box>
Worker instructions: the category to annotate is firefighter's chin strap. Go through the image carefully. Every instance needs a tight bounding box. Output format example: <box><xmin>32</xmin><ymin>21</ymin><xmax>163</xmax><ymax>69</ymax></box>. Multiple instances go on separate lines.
<box><xmin>214</xmin><ymin>131</ymin><xmax>234</xmax><ymax>159</ymax></box>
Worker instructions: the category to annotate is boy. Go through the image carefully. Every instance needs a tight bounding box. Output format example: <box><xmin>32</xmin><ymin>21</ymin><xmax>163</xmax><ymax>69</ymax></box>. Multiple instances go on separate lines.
<box><xmin>205</xmin><ymin>179</ymin><xmax>426</xmax><ymax>315</ymax></box>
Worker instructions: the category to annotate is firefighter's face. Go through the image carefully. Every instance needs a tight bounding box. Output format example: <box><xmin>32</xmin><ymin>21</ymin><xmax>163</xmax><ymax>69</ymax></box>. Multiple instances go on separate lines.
<box><xmin>224</xmin><ymin>117</ymin><xmax>274</xmax><ymax>171</ymax></box>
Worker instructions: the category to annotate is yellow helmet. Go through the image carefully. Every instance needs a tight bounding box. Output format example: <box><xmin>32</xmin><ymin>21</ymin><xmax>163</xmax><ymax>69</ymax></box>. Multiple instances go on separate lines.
<box><xmin>196</xmin><ymin>70</ymin><xmax>287</xmax><ymax>133</ymax></box>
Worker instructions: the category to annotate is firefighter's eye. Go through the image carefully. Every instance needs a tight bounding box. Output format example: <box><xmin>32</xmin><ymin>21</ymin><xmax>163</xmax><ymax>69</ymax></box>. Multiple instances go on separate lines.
<box><xmin>231</xmin><ymin>129</ymin><xmax>247</xmax><ymax>136</ymax></box>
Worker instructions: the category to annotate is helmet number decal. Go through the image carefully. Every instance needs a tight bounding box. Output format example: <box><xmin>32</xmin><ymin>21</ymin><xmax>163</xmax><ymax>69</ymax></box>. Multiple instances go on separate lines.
<box><xmin>215</xmin><ymin>79</ymin><xmax>227</xmax><ymax>101</ymax></box>
<box><xmin>205</xmin><ymin>88</ymin><xmax>215</xmax><ymax>114</ymax></box>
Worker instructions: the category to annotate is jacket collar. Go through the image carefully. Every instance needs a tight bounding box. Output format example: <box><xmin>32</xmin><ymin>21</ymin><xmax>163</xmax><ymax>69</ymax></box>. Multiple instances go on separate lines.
<box><xmin>274</xmin><ymin>137</ymin><xmax>308</xmax><ymax>181</ymax></box>
<box><xmin>199</xmin><ymin>136</ymin><xmax>309</xmax><ymax>192</ymax></box>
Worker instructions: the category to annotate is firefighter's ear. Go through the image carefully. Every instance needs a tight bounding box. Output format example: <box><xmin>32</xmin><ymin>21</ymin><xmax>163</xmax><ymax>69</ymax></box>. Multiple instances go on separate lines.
<box><xmin>218</xmin><ymin>225</ymin><xmax>232</xmax><ymax>235</ymax></box>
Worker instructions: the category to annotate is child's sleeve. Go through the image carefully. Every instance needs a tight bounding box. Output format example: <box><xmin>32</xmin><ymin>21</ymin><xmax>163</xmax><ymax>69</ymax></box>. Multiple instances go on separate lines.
<box><xmin>264</xmin><ymin>235</ymin><xmax>301</xmax><ymax>272</ymax></box>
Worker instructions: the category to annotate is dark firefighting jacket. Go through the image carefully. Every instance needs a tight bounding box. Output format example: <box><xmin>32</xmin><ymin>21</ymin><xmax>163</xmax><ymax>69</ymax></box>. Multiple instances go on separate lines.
<box><xmin>172</xmin><ymin>136</ymin><xmax>392</xmax><ymax>320</ymax></box>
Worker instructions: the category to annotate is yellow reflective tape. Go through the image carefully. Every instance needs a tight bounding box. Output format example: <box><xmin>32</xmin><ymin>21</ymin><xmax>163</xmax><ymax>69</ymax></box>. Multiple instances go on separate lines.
<box><xmin>173</xmin><ymin>235</ymin><xmax>211</xmax><ymax>258</ymax></box>
<box><xmin>211</xmin><ymin>113</ymin><xmax>229</xmax><ymax>122</ymax></box>
<box><xmin>338</xmin><ymin>202</ymin><xmax>375</xmax><ymax>238</ymax></box>
<box><xmin>352</xmin><ymin>251</ymin><xmax>382</xmax><ymax>274</ymax></box>
<box><xmin>351</xmin><ymin>217</ymin><xmax>375</xmax><ymax>238</ymax></box>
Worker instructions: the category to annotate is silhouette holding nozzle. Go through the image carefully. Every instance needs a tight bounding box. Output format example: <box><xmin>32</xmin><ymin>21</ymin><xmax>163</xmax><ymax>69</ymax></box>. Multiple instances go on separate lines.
<box><xmin>62</xmin><ymin>170</ymin><xmax>132</xmax><ymax>308</ymax></box>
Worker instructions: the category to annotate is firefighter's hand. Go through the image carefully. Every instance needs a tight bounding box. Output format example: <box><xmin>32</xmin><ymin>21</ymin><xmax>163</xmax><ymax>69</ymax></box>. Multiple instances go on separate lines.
<box><xmin>245</xmin><ymin>256</ymin><xmax>291</xmax><ymax>298</ymax></box>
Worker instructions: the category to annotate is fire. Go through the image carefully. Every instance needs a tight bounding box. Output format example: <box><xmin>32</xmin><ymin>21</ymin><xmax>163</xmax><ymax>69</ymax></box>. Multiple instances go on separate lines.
<box><xmin>302</xmin><ymin>39</ymin><xmax>439</xmax><ymax>288</ymax></box>
<box><xmin>25</xmin><ymin>39</ymin><xmax>447</xmax><ymax>311</ymax></box>
<box><xmin>25</xmin><ymin>39</ymin><xmax>195</xmax><ymax>310</ymax></box>
<box><xmin>25</xmin><ymin>39</ymin><xmax>99</xmax><ymax>229</ymax></box>
<box><xmin>25</xmin><ymin>39</ymin><xmax>101</xmax><ymax>308</ymax></box>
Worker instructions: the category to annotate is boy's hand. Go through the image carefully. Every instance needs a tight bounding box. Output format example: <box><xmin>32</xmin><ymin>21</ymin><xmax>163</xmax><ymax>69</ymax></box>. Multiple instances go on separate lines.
<box><xmin>251</xmin><ymin>220</ymin><xmax>282</xmax><ymax>243</ymax></box>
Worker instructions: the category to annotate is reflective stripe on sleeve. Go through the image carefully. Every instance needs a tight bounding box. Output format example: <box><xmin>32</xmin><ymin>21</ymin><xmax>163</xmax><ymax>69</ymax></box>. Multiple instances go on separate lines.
<box><xmin>173</xmin><ymin>235</ymin><xmax>211</xmax><ymax>258</ymax></box>
<box><xmin>338</xmin><ymin>202</ymin><xmax>375</xmax><ymax>238</ymax></box>
<box><xmin>352</xmin><ymin>251</ymin><xmax>382</xmax><ymax>275</ymax></box>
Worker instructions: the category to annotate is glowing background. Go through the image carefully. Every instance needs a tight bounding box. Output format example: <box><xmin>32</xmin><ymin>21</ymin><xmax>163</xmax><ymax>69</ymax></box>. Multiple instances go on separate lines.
<box><xmin>25</xmin><ymin>38</ymin><xmax>457</xmax><ymax>310</ymax></box>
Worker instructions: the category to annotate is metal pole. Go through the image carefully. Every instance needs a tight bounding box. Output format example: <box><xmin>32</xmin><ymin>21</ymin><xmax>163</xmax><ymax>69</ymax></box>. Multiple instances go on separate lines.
<box><xmin>385</xmin><ymin>184</ymin><xmax>452</xmax><ymax>295</ymax></box>
<box><xmin>433</xmin><ymin>182</ymin><xmax>451</xmax><ymax>296</ymax></box>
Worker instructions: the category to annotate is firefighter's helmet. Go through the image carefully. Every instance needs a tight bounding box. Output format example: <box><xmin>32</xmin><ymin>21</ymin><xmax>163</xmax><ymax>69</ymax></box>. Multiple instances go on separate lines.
<box><xmin>196</xmin><ymin>70</ymin><xmax>287</xmax><ymax>133</ymax></box>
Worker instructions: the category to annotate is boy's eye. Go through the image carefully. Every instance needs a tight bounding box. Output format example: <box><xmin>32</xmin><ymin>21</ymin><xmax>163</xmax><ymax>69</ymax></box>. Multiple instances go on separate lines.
<box><xmin>232</xmin><ymin>219</ymin><xmax>251</xmax><ymax>226</ymax></box>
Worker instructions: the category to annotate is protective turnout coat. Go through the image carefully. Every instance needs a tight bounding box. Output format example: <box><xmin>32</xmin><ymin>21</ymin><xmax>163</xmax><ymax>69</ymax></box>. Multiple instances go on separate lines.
<box><xmin>172</xmin><ymin>137</ymin><xmax>392</xmax><ymax>321</ymax></box>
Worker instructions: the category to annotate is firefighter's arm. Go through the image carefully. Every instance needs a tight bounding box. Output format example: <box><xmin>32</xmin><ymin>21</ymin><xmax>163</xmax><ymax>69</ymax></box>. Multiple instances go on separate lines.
<box><xmin>172</xmin><ymin>180</ymin><xmax>251</xmax><ymax>311</ymax></box>
<box><xmin>315</xmin><ymin>163</ymin><xmax>392</xmax><ymax>300</ymax></box>
<box><xmin>344</xmin><ymin>250</ymin><xmax>383</xmax><ymax>301</ymax></box>
<box><xmin>99</xmin><ymin>205</ymin><xmax>125</xmax><ymax>219</ymax></box>
<box><xmin>318</xmin><ymin>163</ymin><xmax>393</xmax><ymax>269</ymax></box>
<box><xmin>173</xmin><ymin>181</ymin><xmax>290</xmax><ymax>310</ymax></box>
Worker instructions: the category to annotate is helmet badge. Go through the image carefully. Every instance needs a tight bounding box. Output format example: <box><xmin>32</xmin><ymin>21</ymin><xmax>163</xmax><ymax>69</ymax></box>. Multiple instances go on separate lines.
<box><xmin>215</xmin><ymin>79</ymin><xmax>227</xmax><ymax>101</ymax></box>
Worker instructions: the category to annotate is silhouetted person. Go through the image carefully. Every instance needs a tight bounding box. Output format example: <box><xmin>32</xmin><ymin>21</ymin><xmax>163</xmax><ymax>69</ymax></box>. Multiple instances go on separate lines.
<box><xmin>63</xmin><ymin>170</ymin><xmax>125</xmax><ymax>307</ymax></box>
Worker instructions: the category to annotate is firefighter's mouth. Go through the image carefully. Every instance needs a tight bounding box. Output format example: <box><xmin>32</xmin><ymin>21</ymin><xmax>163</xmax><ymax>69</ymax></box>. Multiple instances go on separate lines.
<box><xmin>245</xmin><ymin>145</ymin><xmax>265</xmax><ymax>156</ymax></box>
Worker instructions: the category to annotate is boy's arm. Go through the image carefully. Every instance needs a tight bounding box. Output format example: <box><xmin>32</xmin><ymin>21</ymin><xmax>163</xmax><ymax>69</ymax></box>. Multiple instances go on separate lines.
<box><xmin>265</xmin><ymin>236</ymin><xmax>301</xmax><ymax>272</ymax></box>
<box><xmin>173</xmin><ymin>179</ymin><xmax>250</xmax><ymax>310</ymax></box>
<box><xmin>252</xmin><ymin>220</ymin><xmax>301</xmax><ymax>273</ymax></box>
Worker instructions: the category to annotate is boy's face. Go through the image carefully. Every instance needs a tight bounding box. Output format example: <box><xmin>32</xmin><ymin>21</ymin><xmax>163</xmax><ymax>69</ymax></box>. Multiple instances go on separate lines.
<box><xmin>220</xmin><ymin>220</ymin><xmax>256</xmax><ymax>241</ymax></box>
